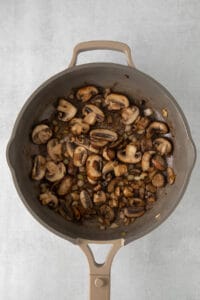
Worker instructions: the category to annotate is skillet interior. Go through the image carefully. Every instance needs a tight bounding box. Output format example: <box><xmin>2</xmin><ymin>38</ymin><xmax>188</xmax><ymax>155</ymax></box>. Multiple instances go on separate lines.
<box><xmin>7</xmin><ymin>63</ymin><xmax>196</xmax><ymax>244</ymax></box>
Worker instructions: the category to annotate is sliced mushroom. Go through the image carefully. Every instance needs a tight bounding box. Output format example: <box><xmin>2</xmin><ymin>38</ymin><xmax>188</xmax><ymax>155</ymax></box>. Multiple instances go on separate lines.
<box><xmin>154</xmin><ymin>138</ymin><xmax>173</xmax><ymax>156</ymax></box>
<box><xmin>141</xmin><ymin>151</ymin><xmax>155</xmax><ymax>171</ymax></box>
<box><xmin>32</xmin><ymin>124</ymin><xmax>52</xmax><ymax>144</ymax></box>
<box><xmin>146</xmin><ymin>121</ymin><xmax>169</xmax><ymax>138</ymax></box>
<box><xmin>70</xmin><ymin>118</ymin><xmax>90</xmax><ymax>135</ymax></box>
<box><xmin>39</xmin><ymin>191</ymin><xmax>58</xmax><ymax>207</ymax></box>
<box><xmin>123</xmin><ymin>186</ymin><xmax>133</xmax><ymax>197</ymax></box>
<box><xmin>152</xmin><ymin>172</ymin><xmax>165</xmax><ymax>188</ymax></box>
<box><xmin>114</xmin><ymin>164</ymin><xmax>128</xmax><ymax>177</ymax></box>
<box><xmin>102</xmin><ymin>161</ymin><xmax>118</xmax><ymax>177</ymax></box>
<box><xmin>136</xmin><ymin>117</ymin><xmax>150</xmax><ymax>132</ymax></box>
<box><xmin>151</xmin><ymin>154</ymin><xmax>167</xmax><ymax>171</ymax></box>
<box><xmin>86</xmin><ymin>155</ymin><xmax>102</xmax><ymax>180</ymax></box>
<box><xmin>74</xmin><ymin>137</ymin><xmax>99</xmax><ymax>154</ymax></box>
<box><xmin>73</xmin><ymin>146</ymin><xmax>87</xmax><ymax>167</ymax></box>
<box><xmin>32</xmin><ymin>155</ymin><xmax>46</xmax><ymax>180</ymax></box>
<box><xmin>47</xmin><ymin>138</ymin><xmax>63</xmax><ymax>161</ymax></box>
<box><xmin>99</xmin><ymin>204</ymin><xmax>115</xmax><ymax>223</ymax></box>
<box><xmin>133</xmin><ymin>172</ymin><xmax>148</xmax><ymax>181</ymax></box>
<box><xmin>143</xmin><ymin>108</ymin><xmax>153</xmax><ymax>117</ymax></box>
<box><xmin>76</xmin><ymin>86</ymin><xmax>98</xmax><ymax>102</ymax></box>
<box><xmin>124</xmin><ymin>207</ymin><xmax>145</xmax><ymax>218</ymax></box>
<box><xmin>167</xmin><ymin>167</ymin><xmax>176</xmax><ymax>184</ymax></box>
<box><xmin>117</xmin><ymin>144</ymin><xmax>142</xmax><ymax>164</ymax></box>
<box><xmin>93</xmin><ymin>191</ymin><xmax>106</xmax><ymax>204</ymax></box>
<box><xmin>90</xmin><ymin>129</ymin><xmax>118</xmax><ymax>146</ymax></box>
<box><xmin>105</xmin><ymin>93</ymin><xmax>129</xmax><ymax>110</ymax></box>
<box><xmin>57</xmin><ymin>99</ymin><xmax>77</xmax><ymax>122</ymax></box>
<box><xmin>57</xmin><ymin>176</ymin><xmax>73</xmax><ymax>195</ymax></box>
<box><xmin>80</xmin><ymin>190</ymin><xmax>93</xmax><ymax>208</ymax></box>
<box><xmin>107</xmin><ymin>178</ymin><xmax>120</xmax><ymax>193</ymax></box>
<box><xmin>63</xmin><ymin>141</ymin><xmax>76</xmax><ymax>158</ymax></box>
<box><xmin>45</xmin><ymin>161</ymin><xmax>66</xmax><ymax>182</ymax></box>
<box><xmin>121</xmin><ymin>106</ymin><xmax>140</xmax><ymax>125</ymax></box>
<box><xmin>102</xmin><ymin>148</ymin><xmax>115</xmax><ymax>161</ymax></box>
<box><xmin>82</xmin><ymin>104</ymin><xmax>104</xmax><ymax>125</ymax></box>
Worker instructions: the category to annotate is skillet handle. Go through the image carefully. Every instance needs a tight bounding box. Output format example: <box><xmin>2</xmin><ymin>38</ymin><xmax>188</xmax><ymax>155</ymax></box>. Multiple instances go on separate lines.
<box><xmin>68</xmin><ymin>40</ymin><xmax>135</xmax><ymax>68</ymax></box>
<box><xmin>77</xmin><ymin>239</ymin><xmax>124</xmax><ymax>300</ymax></box>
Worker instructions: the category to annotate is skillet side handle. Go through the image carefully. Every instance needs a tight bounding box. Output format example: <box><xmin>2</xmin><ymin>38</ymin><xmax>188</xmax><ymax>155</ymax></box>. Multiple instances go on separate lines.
<box><xmin>68</xmin><ymin>40</ymin><xmax>135</xmax><ymax>68</ymax></box>
<box><xmin>77</xmin><ymin>239</ymin><xmax>124</xmax><ymax>300</ymax></box>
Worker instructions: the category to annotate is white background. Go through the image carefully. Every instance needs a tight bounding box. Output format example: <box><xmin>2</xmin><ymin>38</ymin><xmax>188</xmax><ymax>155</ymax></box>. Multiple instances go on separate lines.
<box><xmin>0</xmin><ymin>1</ymin><xmax>200</xmax><ymax>299</ymax></box>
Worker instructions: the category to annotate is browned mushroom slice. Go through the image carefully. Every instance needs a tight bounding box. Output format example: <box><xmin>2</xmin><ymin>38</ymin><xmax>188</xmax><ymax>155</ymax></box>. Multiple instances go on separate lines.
<box><xmin>99</xmin><ymin>205</ymin><xmax>115</xmax><ymax>223</ymax></box>
<box><xmin>151</xmin><ymin>172</ymin><xmax>165</xmax><ymax>188</ymax></box>
<box><xmin>64</xmin><ymin>141</ymin><xmax>77</xmax><ymax>158</ymax></box>
<box><xmin>117</xmin><ymin>144</ymin><xmax>142</xmax><ymax>164</ymax></box>
<box><xmin>86</xmin><ymin>154</ymin><xmax>102</xmax><ymax>181</ymax></box>
<box><xmin>39</xmin><ymin>191</ymin><xmax>58</xmax><ymax>208</ymax></box>
<box><xmin>102</xmin><ymin>161</ymin><xmax>118</xmax><ymax>177</ymax></box>
<box><xmin>32</xmin><ymin>124</ymin><xmax>52</xmax><ymax>144</ymax></box>
<box><xmin>102</xmin><ymin>147</ymin><xmax>115</xmax><ymax>161</ymax></box>
<box><xmin>93</xmin><ymin>191</ymin><xmax>106</xmax><ymax>204</ymax></box>
<box><xmin>76</xmin><ymin>86</ymin><xmax>99</xmax><ymax>102</ymax></box>
<box><xmin>114</xmin><ymin>164</ymin><xmax>128</xmax><ymax>177</ymax></box>
<box><xmin>73</xmin><ymin>146</ymin><xmax>88</xmax><ymax>167</ymax></box>
<box><xmin>146</xmin><ymin>121</ymin><xmax>169</xmax><ymax>138</ymax></box>
<box><xmin>82</xmin><ymin>104</ymin><xmax>105</xmax><ymax>125</ymax></box>
<box><xmin>70</xmin><ymin>118</ymin><xmax>90</xmax><ymax>135</ymax></box>
<box><xmin>57</xmin><ymin>99</ymin><xmax>77</xmax><ymax>122</ymax></box>
<box><xmin>166</xmin><ymin>167</ymin><xmax>176</xmax><ymax>184</ymax></box>
<box><xmin>151</xmin><ymin>154</ymin><xmax>167</xmax><ymax>171</ymax></box>
<box><xmin>32</xmin><ymin>155</ymin><xmax>46</xmax><ymax>180</ymax></box>
<box><xmin>47</xmin><ymin>138</ymin><xmax>63</xmax><ymax>161</ymax></box>
<box><xmin>124</xmin><ymin>207</ymin><xmax>145</xmax><ymax>218</ymax></box>
<box><xmin>57</xmin><ymin>176</ymin><xmax>73</xmax><ymax>195</ymax></box>
<box><xmin>107</xmin><ymin>178</ymin><xmax>120</xmax><ymax>193</ymax></box>
<box><xmin>141</xmin><ymin>151</ymin><xmax>155</xmax><ymax>171</ymax></box>
<box><xmin>80</xmin><ymin>190</ymin><xmax>93</xmax><ymax>208</ymax></box>
<box><xmin>105</xmin><ymin>93</ymin><xmax>129</xmax><ymax>110</ymax></box>
<box><xmin>45</xmin><ymin>161</ymin><xmax>66</xmax><ymax>182</ymax></box>
<box><xmin>90</xmin><ymin>129</ymin><xmax>118</xmax><ymax>146</ymax></box>
<box><xmin>153</xmin><ymin>138</ymin><xmax>173</xmax><ymax>156</ymax></box>
<box><xmin>121</xmin><ymin>106</ymin><xmax>140</xmax><ymax>125</ymax></box>
<box><xmin>136</xmin><ymin>117</ymin><xmax>150</xmax><ymax>132</ymax></box>
<box><xmin>123</xmin><ymin>186</ymin><xmax>133</xmax><ymax>197</ymax></box>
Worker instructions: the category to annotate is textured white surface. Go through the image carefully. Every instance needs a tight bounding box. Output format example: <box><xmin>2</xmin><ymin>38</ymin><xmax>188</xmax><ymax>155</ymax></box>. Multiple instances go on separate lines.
<box><xmin>0</xmin><ymin>0</ymin><xmax>200</xmax><ymax>299</ymax></box>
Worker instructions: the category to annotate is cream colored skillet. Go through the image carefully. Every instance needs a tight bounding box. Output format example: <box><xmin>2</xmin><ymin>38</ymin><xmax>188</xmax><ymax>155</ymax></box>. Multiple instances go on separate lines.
<box><xmin>7</xmin><ymin>41</ymin><xmax>196</xmax><ymax>300</ymax></box>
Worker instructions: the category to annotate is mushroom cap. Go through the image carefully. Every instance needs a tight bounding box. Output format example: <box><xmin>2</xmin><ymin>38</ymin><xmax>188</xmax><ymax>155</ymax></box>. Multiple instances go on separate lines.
<box><xmin>76</xmin><ymin>86</ymin><xmax>98</xmax><ymax>102</ymax></box>
<box><xmin>151</xmin><ymin>172</ymin><xmax>165</xmax><ymax>187</ymax></box>
<box><xmin>153</xmin><ymin>137</ymin><xmax>173</xmax><ymax>156</ymax></box>
<box><xmin>39</xmin><ymin>191</ymin><xmax>58</xmax><ymax>207</ymax></box>
<box><xmin>121</xmin><ymin>106</ymin><xmax>140</xmax><ymax>125</ymax></box>
<box><xmin>57</xmin><ymin>176</ymin><xmax>73</xmax><ymax>195</ymax></box>
<box><xmin>146</xmin><ymin>121</ymin><xmax>169</xmax><ymax>138</ymax></box>
<box><xmin>105</xmin><ymin>93</ymin><xmax>129</xmax><ymax>110</ymax></box>
<box><xmin>57</xmin><ymin>99</ymin><xmax>77</xmax><ymax>122</ymax></box>
<box><xmin>32</xmin><ymin>155</ymin><xmax>46</xmax><ymax>180</ymax></box>
<box><xmin>82</xmin><ymin>104</ymin><xmax>105</xmax><ymax>124</ymax></box>
<box><xmin>73</xmin><ymin>146</ymin><xmax>88</xmax><ymax>167</ymax></box>
<box><xmin>45</xmin><ymin>161</ymin><xmax>66</xmax><ymax>182</ymax></box>
<box><xmin>117</xmin><ymin>144</ymin><xmax>142</xmax><ymax>164</ymax></box>
<box><xmin>86</xmin><ymin>154</ymin><xmax>102</xmax><ymax>180</ymax></box>
<box><xmin>47</xmin><ymin>138</ymin><xmax>63</xmax><ymax>161</ymax></box>
<box><xmin>32</xmin><ymin>124</ymin><xmax>52</xmax><ymax>144</ymax></box>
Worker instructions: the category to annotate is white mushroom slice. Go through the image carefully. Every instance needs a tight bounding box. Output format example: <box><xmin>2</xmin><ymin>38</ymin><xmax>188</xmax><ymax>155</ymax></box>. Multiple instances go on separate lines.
<box><xmin>146</xmin><ymin>121</ymin><xmax>169</xmax><ymax>138</ymax></box>
<box><xmin>64</xmin><ymin>141</ymin><xmax>76</xmax><ymax>158</ymax></box>
<box><xmin>57</xmin><ymin>176</ymin><xmax>73</xmax><ymax>195</ymax></box>
<box><xmin>93</xmin><ymin>191</ymin><xmax>106</xmax><ymax>204</ymax></box>
<box><xmin>121</xmin><ymin>106</ymin><xmax>140</xmax><ymax>125</ymax></box>
<box><xmin>32</xmin><ymin>155</ymin><xmax>46</xmax><ymax>180</ymax></box>
<box><xmin>86</xmin><ymin>154</ymin><xmax>102</xmax><ymax>180</ymax></box>
<box><xmin>102</xmin><ymin>148</ymin><xmax>115</xmax><ymax>161</ymax></box>
<box><xmin>39</xmin><ymin>191</ymin><xmax>58</xmax><ymax>207</ymax></box>
<box><xmin>166</xmin><ymin>167</ymin><xmax>176</xmax><ymax>185</ymax></box>
<box><xmin>90</xmin><ymin>129</ymin><xmax>118</xmax><ymax>146</ymax></box>
<box><xmin>141</xmin><ymin>151</ymin><xmax>155</xmax><ymax>171</ymax></box>
<box><xmin>80</xmin><ymin>190</ymin><xmax>93</xmax><ymax>208</ymax></box>
<box><xmin>124</xmin><ymin>207</ymin><xmax>145</xmax><ymax>218</ymax></box>
<box><xmin>32</xmin><ymin>124</ymin><xmax>52</xmax><ymax>144</ymax></box>
<box><xmin>153</xmin><ymin>137</ymin><xmax>173</xmax><ymax>156</ymax></box>
<box><xmin>76</xmin><ymin>86</ymin><xmax>98</xmax><ymax>102</ymax></box>
<box><xmin>117</xmin><ymin>144</ymin><xmax>142</xmax><ymax>164</ymax></box>
<box><xmin>73</xmin><ymin>146</ymin><xmax>88</xmax><ymax>167</ymax></box>
<box><xmin>45</xmin><ymin>161</ymin><xmax>66</xmax><ymax>182</ymax></box>
<box><xmin>114</xmin><ymin>164</ymin><xmax>128</xmax><ymax>177</ymax></box>
<box><xmin>74</xmin><ymin>138</ymin><xmax>99</xmax><ymax>154</ymax></box>
<box><xmin>70</xmin><ymin>118</ymin><xmax>90</xmax><ymax>135</ymax></box>
<box><xmin>57</xmin><ymin>99</ymin><xmax>77</xmax><ymax>122</ymax></box>
<box><xmin>82</xmin><ymin>104</ymin><xmax>105</xmax><ymax>125</ymax></box>
<box><xmin>47</xmin><ymin>138</ymin><xmax>62</xmax><ymax>161</ymax></box>
<box><xmin>152</xmin><ymin>172</ymin><xmax>165</xmax><ymax>188</ymax></box>
<box><xmin>105</xmin><ymin>93</ymin><xmax>129</xmax><ymax>110</ymax></box>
